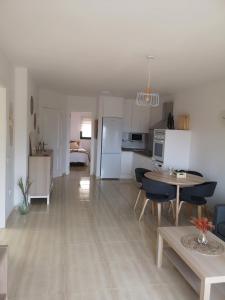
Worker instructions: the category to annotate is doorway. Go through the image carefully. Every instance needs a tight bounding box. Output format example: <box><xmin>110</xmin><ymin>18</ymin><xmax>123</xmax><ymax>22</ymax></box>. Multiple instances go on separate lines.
<box><xmin>69</xmin><ymin>112</ymin><xmax>92</xmax><ymax>175</ymax></box>
<box><xmin>0</xmin><ymin>86</ymin><xmax>6</xmax><ymax>228</ymax></box>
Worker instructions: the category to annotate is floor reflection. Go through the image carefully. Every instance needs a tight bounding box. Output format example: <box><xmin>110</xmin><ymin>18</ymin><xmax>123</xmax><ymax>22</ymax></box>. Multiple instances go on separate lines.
<box><xmin>79</xmin><ymin>177</ymin><xmax>90</xmax><ymax>201</ymax></box>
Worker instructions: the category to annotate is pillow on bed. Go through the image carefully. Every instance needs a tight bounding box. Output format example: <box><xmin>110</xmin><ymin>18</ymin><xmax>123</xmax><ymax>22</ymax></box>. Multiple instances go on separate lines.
<box><xmin>70</xmin><ymin>140</ymin><xmax>80</xmax><ymax>150</ymax></box>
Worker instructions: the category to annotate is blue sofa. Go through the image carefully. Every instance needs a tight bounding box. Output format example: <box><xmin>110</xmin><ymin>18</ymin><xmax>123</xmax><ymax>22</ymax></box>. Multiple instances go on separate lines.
<box><xmin>214</xmin><ymin>204</ymin><xmax>225</xmax><ymax>242</ymax></box>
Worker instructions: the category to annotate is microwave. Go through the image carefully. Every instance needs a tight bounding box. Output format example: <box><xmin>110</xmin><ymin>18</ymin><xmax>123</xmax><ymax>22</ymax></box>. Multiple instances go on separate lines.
<box><xmin>128</xmin><ymin>133</ymin><xmax>144</xmax><ymax>142</ymax></box>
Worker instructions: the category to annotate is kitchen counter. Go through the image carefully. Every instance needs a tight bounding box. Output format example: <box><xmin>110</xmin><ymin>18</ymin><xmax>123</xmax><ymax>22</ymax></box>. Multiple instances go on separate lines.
<box><xmin>121</xmin><ymin>149</ymin><xmax>154</xmax><ymax>179</ymax></box>
<box><xmin>121</xmin><ymin>148</ymin><xmax>152</xmax><ymax>158</ymax></box>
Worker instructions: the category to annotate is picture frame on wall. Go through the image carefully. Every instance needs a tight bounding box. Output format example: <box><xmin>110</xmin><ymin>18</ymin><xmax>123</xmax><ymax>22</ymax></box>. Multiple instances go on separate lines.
<box><xmin>94</xmin><ymin>119</ymin><xmax>98</xmax><ymax>139</ymax></box>
<box><xmin>34</xmin><ymin>113</ymin><xmax>36</xmax><ymax>130</ymax></box>
<box><xmin>29</xmin><ymin>134</ymin><xmax>32</xmax><ymax>156</ymax></box>
<box><xmin>9</xmin><ymin>102</ymin><xmax>14</xmax><ymax>146</ymax></box>
<box><xmin>30</xmin><ymin>96</ymin><xmax>34</xmax><ymax>115</ymax></box>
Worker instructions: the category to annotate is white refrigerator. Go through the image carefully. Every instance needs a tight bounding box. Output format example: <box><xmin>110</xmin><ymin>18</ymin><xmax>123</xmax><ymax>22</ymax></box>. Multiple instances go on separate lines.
<box><xmin>100</xmin><ymin>117</ymin><xmax>122</xmax><ymax>179</ymax></box>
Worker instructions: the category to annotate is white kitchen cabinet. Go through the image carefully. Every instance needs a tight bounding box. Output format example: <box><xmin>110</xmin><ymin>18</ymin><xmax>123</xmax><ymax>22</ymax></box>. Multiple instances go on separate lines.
<box><xmin>123</xmin><ymin>99</ymin><xmax>132</xmax><ymax>132</ymax></box>
<box><xmin>120</xmin><ymin>151</ymin><xmax>133</xmax><ymax>179</ymax></box>
<box><xmin>132</xmin><ymin>152</ymin><xmax>153</xmax><ymax>177</ymax></box>
<box><xmin>131</xmin><ymin>100</ymin><xmax>150</xmax><ymax>133</ymax></box>
<box><xmin>123</xmin><ymin>99</ymin><xmax>150</xmax><ymax>133</ymax></box>
<box><xmin>121</xmin><ymin>151</ymin><xmax>153</xmax><ymax>179</ymax></box>
<box><xmin>101</xmin><ymin>96</ymin><xmax>124</xmax><ymax>117</ymax></box>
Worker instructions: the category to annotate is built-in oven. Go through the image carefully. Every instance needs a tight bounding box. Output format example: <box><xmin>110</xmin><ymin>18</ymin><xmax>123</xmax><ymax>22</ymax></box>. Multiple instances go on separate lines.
<box><xmin>153</xmin><ymin>129</ymin><xmax>165</xmax><ymax>163</ymax></box>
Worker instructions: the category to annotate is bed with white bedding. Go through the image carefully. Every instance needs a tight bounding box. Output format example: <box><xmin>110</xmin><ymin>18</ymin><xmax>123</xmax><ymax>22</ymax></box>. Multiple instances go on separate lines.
<box><xmin>70</xmin><ymin>148</ymin><xmax>90</xmax><ymax>165</ymax></box>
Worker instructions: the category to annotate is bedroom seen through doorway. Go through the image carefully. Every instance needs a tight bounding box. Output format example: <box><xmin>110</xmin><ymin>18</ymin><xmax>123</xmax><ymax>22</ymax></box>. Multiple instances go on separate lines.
<box><xmin>69</xmin><ymin>112</ymin><xmax>92</xmax><ymax>174</ymax></box>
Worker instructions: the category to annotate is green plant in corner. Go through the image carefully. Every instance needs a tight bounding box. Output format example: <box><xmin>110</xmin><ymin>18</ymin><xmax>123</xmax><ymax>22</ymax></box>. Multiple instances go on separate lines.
<box><xmin>17</xmin><ymin>177</ymin><xmax>32</xmax><ymax>215</ymax></box>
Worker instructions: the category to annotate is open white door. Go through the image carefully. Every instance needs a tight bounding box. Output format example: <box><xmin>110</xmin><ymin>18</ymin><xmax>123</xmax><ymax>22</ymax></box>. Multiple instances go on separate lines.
<box><xmin>0</xmin><ymin>87</ymin><xmax>6</xmax><ymax>228</ymax></box>
<box><xmin>42</xmin><ymin>108</ymin><xmax>63</xmax><ymax>178</ymax></box>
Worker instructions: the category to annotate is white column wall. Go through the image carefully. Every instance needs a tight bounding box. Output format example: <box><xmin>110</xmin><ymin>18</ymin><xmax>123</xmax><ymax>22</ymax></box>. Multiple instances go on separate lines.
<box><xmin>0</xmin><ymin>88</ymin><xmax>7</xmax><ymax>227</ymax></box>
<box><xmin>0</xmin><ymin>50</ymin><xmax>15</xmax><ymax>225</ymax></box>
<box><xmin>14</xmin><ymin>67</ymin><xmax>29</xmax><ymax>205</ymax></box>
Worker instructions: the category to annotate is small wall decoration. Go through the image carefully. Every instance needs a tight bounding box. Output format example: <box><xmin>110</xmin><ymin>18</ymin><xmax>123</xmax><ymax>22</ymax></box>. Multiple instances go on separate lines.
<box><xmin>29</xmin><ymin>134</ymin><xmax>32</xmax><ymax>156</ymax></box>
<box><xmin>94</xmin><ymin>119</ymin><xmax>98</xmax><ymax>139</ymax></box>
<box><xmin>9</xmin><ymin>102</ymin><xmax>14</xmax><ymax>146</ymax></box>
<box><xmin>221</xmin><ymin>111</ymin><xmax>225</xmax><ymax>120</ymax></box>
<box><xmin>34</xmin><ymin>113</ymin><xmax>36</xmax><ymax>130</ymax></box>
<box><xmin>177</xmin><ymin>114</ymin><xmax>190</xmax><ymax>130</ymax></box>
<box><xmin>219</xmin><ymin>111</ymin><xmax>225</xmax><ymax>125</ymax></box>
<box><xmin>30</xmin><ymin>96</ymin><xmax>34</xmax><ymax>115</ymax></box>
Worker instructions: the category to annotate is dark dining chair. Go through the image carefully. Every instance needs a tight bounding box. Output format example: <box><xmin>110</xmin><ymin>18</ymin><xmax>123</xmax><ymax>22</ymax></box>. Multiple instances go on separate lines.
<box><xmin>213</xmin><ymin>204</ymin><xmax>225</xmax><ymax>242</ymax></box>
<box><xmin>133</xmin><ymin>168</ymin><xmax>151</xmax><ymax>211</ymax></box>
<box><xmin>140</xmin><ymin>177</ymin><xmax>176</xmax><ymax>225</ymax></box>
<box><xmin>179</xmin><ymin>181</ymin><xmax>217</xmax><ymax>218</ymax></box>
<box><xmin>178</xmin><ymin>170</ymin><xmax>204</xmax><ymax>216</ymax></box>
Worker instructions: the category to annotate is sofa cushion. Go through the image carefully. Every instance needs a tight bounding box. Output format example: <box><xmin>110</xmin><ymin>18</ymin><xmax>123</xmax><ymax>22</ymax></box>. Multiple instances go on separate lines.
<box><xmin>217</xmin><ymin>222</ymin><xmax>225</xmax><ymax>237</ymax></box>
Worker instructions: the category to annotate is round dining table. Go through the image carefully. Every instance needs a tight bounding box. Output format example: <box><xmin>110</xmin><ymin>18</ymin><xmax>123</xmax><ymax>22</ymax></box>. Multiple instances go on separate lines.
<box><xmin>144</xmin><ymin>171</ymin><xmax>206</xmax><ymax>226</ymax></box>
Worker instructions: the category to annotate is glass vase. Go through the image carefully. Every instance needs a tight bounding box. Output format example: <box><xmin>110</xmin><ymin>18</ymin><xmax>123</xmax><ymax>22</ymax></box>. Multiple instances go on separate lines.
<box><xmin>197</xmin><ymin>231</ymin><xmax>208</xmax><ymax>245</ymax></box>
<box><xmin>19</xmin><ymin>201</ymin><xmax>29</xmax><ymax>215</ymax></box>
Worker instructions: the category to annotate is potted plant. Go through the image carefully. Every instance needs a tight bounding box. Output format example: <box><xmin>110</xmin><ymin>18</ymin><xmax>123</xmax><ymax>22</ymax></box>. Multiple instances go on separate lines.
<box><xmin>17</xmin><ymin>177</ymin><xmax>32</xmax><ymax>215</ymax></box>
<box><xmin>191</xmin><ymin>217</ymin><xmax>214</xmax><ymax>245</ymax></box>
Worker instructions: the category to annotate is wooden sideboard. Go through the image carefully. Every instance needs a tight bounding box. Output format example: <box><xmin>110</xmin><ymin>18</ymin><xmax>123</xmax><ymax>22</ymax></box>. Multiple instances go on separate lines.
<box><xmin>0</xmin><ymin>244</ymin><xmax>8</xmax><ymax>299</ymax></box>
<box><xmin>28</xmin><ymin>150</ymin><xmax>53</xmax><ymax>205</ymax></box>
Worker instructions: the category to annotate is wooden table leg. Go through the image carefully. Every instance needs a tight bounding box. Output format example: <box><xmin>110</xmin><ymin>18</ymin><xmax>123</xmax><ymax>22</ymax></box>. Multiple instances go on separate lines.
<box><xmin>157</xmin><ymin>231</ymin><xmax>163</xmax><ymax>268</ymax></box>
<box><xmin>200</xmin><ymin>279</ymin><xmax>211</xmax><ymax>300</ymax></box>
<box><xmin>175</xmin><ymin>185</ymin><xmax>180</xmax><ymax>226</ymax></box>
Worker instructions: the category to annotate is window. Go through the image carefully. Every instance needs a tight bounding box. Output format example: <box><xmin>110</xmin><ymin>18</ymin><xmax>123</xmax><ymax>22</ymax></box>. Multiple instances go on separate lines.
<box><xmin>80</xmin><ymin>117</ymin><xmax>92</xmax><ymax>139</ymax></box>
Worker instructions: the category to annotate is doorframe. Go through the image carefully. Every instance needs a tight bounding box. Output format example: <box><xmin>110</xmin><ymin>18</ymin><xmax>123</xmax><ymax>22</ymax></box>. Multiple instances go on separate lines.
<box><xmin>66</xmin><ymin>111</ymin><xmax>95</xmax><ymax>175</ymax></box>
<box><xmin>0</xmin><ymin>86</ymin><xmax>7</xmax><ymax>228</ymax></box>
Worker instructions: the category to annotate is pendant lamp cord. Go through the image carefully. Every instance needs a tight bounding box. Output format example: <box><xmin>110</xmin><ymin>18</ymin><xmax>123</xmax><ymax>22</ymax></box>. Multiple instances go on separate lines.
<box><xmin>146</xmin><ymin>57</ymin><xmax>152</xmax><ymax>90</ymax></box>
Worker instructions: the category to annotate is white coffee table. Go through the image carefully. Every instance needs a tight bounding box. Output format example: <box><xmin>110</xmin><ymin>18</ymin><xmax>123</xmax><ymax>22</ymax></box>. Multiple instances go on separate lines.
<box><xmin>157</xmin><ymin>226</ymin><xmax>225</xmax><ymax>300</ymax></box>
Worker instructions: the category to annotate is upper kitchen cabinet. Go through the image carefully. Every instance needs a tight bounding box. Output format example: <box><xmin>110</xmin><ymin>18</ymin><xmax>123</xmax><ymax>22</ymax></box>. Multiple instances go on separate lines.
<box><xmin>131</xmin><ymin>100</ymin><xmax>150</xmax><ymax>133</ymax></box>
<box><xmin>99</xmin><ymin>96</ymin><xmax>124</xmax><ymax>117</ymax></box>
<box><xmin>123</xmin><ymin>99</ymin><xmax>150</xmax><ymax>133</ymax></box>
<box><xmin>123</xmin><ymin>99</ymin><xmax>132</xmax><ymax>132</ymax></box>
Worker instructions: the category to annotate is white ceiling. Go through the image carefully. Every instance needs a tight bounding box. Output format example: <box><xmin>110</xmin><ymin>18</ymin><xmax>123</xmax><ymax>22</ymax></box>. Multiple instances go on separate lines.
<box><xmin>0</xmin><ymin>0</ymin><xmax>225</xmax><ymax>97</ymax></box>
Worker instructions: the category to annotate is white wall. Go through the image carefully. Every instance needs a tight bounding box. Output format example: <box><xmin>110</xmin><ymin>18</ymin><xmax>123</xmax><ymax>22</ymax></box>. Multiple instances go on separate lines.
<box><xmin>0</xmin><ymin>50</ymin><xmax>39</xmax><ymax>225</ymax></box>
<box><xmin>14</xmin><ymin>68</ymin><xmax>29</xmax><ymax>206</ymax></box>
<box><xmin>14</xmin><ymin>69</ymin><xmax>39</xmax><ymax>206</ymax></box>
<box><xmin>28</xmin><ymin>75</ymin><xmax>39</xmax><ymax>151</ymax></box>
<box><xmin>39</xmin><ymin>89</ymin><xmax>68</xmax><ymax>176</ymax></box>
<box><xmin>39</xmin><ymin>90</ymin><xmax>98</xmax><ymax>176</ymax></box>
<box><xmin>174</xmin><ymin>79</ymin><xmax>225</xmax><ymax>206</ymax></box>
<box><xmin>70</xmin><ymin>111</ymin><xmax>92</xmax><ymax>152</ymax></box>
<box><xmin>0</xmin><ymin>87</ymin><xmax>7</xmax><ymax>228</ymax></box>
<box><xmin>0</xmin><ymin>50</ymin><xmax>14</xmax><ymax>224</ymax></box>
<box><xmin>67</xmin><ymin>95</ymin><xmax>97</xmax><ymax>114</ymax></box>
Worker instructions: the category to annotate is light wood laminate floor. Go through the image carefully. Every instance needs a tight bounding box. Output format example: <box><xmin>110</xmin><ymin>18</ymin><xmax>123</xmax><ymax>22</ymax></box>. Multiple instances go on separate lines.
<box><xmin>0</xmin><ymin>168</ymin><xmax>198</xmax><ymax>300</ymax></box>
